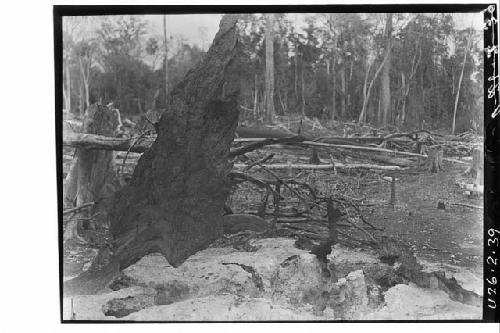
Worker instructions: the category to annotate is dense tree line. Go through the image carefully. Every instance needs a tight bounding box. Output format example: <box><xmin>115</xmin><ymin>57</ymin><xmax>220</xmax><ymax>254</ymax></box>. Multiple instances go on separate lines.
<box><xmin>63</xmin><ymin>13</ymin><xmax>483</xmax><ymax>133</ymax></box>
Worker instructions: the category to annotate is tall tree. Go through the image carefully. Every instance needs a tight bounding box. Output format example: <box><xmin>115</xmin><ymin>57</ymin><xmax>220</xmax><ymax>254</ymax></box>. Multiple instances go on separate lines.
<box><xmin>63</xmin><ymin>31</ymin><xmax>73</xmax><ymax>112</ymax></box>
<box><xmin>358</xmin><ymin>44</ymin><xmax>390</xmax><ymax>124</ymax></box>
<box><xmin>75</xmin><ymin>40</ymin><xmax>96</xmax><ymax>114</ymax></box>
<box><xmin>163</xmin><ymin>15</ymin><xmax>170</xmax><ymax>106</ymax></box>
<box><xmin>264</xmin><ymin>14</ymin><xmax>276</xmax><ymax>122</ymax></box>
<box><xmin>399</xmin><ymin>39</ymin><xmax>421</xmax><ymax>125</ymax></box>
<box><xmin>328</xmin><ymin>14</ymin><xmax>337</xmax><ymax>121</ymax></box>
<box><xmin>381</xmin><ymin>13</ymin><xmax>393</xmax><ymax>126</ymax></box>
<box><xmin>452</xmin><ymin>27</ymin><xmax>473</xmax><ymax>135</ymax></box>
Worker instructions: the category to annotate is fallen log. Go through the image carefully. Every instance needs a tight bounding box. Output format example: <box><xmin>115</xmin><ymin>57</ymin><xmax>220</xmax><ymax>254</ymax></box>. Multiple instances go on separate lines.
<box><xmin>315</xmin><ymin>136</ymin><xmax>384</xmax><ymax>145</ymax></box>
<box><xmin>234</xmin><ymin>162</ymin><xmax>404</xmax><ymax>171</ymax></box>
<box><xmin>64</xmin><ymin>131</ymin><xmax>428</xmax><ymax>161</ymax></box>
<box><xmin>301</xmin><ymin>141</ymin><xmax>427</xmax><ymax>158</ymax></box>
<box><xmin>229</xmin><ymin>135</ymin><xmax>305</xmax><ymax>157</ymax></box>
<box><xmin>356</xmin><ymin>152</ymin><xmax>415</xmax><ymax>167</ymax></box>
<box><xmin>63</xmin><ymin>201</ymin><xmax>96</xmax><ymax>215</ymax></box>
<box><xmin>64</xmin><ymin>129</ymin><xmax>300</xmax><ymax>155</ymax></box>
<box><xmin>64</xmin><ymin>131</ymin><xmax>155</xmax><ymax>153</ymax></box>
<box><xmin>450</xmin><ymin>202</ymin><xmax>484</xmax><ymax>210</ymax></box>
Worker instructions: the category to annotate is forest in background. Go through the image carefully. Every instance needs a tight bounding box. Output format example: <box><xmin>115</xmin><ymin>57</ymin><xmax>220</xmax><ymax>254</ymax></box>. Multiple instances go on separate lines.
<box><xmin>63</xmin><ymin>13</ymin><xmax>484</xmax><ymax>134</ymax></box>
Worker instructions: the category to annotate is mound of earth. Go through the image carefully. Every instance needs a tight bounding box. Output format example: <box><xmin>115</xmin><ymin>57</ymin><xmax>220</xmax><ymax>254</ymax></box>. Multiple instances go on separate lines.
<box><xmin>63</xmin><ymin>237</ymin><xmax>481</xmax><ymax>321</ymax></box>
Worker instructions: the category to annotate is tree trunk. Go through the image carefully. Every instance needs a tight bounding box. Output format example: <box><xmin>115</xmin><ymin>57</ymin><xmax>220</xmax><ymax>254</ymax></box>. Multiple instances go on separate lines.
<box><xmin>381</xmin><ymin>13</ymin><xmax>393</xmax><ymax>127</ymax></box>
<box><xmin>163</xmin><ymin>15</ymin><xmax>170</xmax><ymax>106</ymax></box>
<box><xmin>340</xmin><ymin>66</ymin><xmax>346</xmax><ymax>118</ymax></box>
<box><xmin>348</xmin><ymin>61</ymin><xmax>354</xmax><ymax>118</ymax></box>
<box><xmin>264</xmin><ymin>14</ymin><xmax>275</xmax><ymax>123</ymax></box>
<box><xmin>329</xmin><ymin>14</ymin><xmax>336</xmax><ymax>122</ymax></box>
<box><xmin>64</xmin><ymin>63</ymin><xmax>72</xmax><ymax>112</ymax></box>
<box><xmin>78</xmin><ymin>57</ymin><xmax>90</xmax><ymax>112</ymax></box>
<box><xmin>294</xmin><ymin>41</ymin><xmax>299</xmax><ymax>103</ymax></box>
<box><xmin>79</xmin><ymin>81</ymin><xmax>85</xmax><ymax>116</ymax></box>
<box><xmin>64</xmin><ymin>15</ymin><xmax>242</xmax><ymax>295</ymax></box>
<box><xmin>359</xmin><ymin>45</ymin><xmax>392</xmax><ymax>124</ymax></box>
<box><xmin>359</xmin><ymin>60</ymin><xmax>372</xmax><ymax>124</ymax></box>
<box><xmin>63</xmin><ymin>104</ymin><xmax>121</xmax><ymax>244</ymax></box>
<box><xmin>452</xmin><ymin>30</ymin><xmax>473</xmax><ymax>135</ymax></box>
<box><xmin>470</xmin><ymin>146</ymin><xmax>484</xmax><ymax>186</ymax></box>
<box><xmin>401</xmin><ymin>73</ymin><xmax>407</xmax><ymax>124</ymax></box>
<box><xmin>301</xmin><ymin>56</ymin><xmax>306</xmax><ymax>116</ymax></box>
<box><xmin>331</xmin><ymin>58</ymin><xmax>336</xmax><ymax>122</ymax></box>
<box><xmin>253</xmin><ymin>73</ymin><xmax>259</xmax><ymax>118</ymax></box>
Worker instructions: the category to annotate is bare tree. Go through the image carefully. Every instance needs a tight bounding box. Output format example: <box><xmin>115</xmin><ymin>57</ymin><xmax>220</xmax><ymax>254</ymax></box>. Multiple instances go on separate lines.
<box><xmin>77</xmin><ymin>42</ymin><xmax>94</xmax><ymax>113</ymax></box>
<box><xmin>328</xmin><ymin>14</ymin><xmax>337</xmax><ymax>121</ymax></box>
<box><xmin>358</xmin><ymin>48</ymin><xmax>391</xmax><ymax>124</ymax></box>
<box><xmin>452</xmin><ymin>28</ymin><xmax>473</xmax><ymax>135</ymax></box>
<box><xmin>399</xmin><ymin>39</ymin><xmax>422</xmax><ymax>124</ymax></box>
<box><xmin>381</xmin><ymin>13</ymin><xmax>393</xmax><ymax>126</ymax></box>
<box><xmin>264</xmin><ymin>14</ymin><xmax>276</xmax><ymax>122</ymax></box>
<box><xmin>63</xmin><ymin>47</ymin><xmax>72</xmax><ymax>112</ymax></box>
<box><xmin>163</xmin><ymin>15</ymin><xmax>170</xmax><ymax>106</ymax></box>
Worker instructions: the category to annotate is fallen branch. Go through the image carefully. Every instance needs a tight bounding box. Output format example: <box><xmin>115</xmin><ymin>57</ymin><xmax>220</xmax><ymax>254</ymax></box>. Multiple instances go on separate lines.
<box><xmin>229</xmin><ymin>135</ymin><xmax>305</xmax><ymax>157</ymax></box>
<box><xmin>301</xmin><ymin>141</ymin><xmax>427</xmax><ymax>158</ymax></box>
<box><xmin>380</xmin><ymin>129</ymin><xmax>444</xmax><ymax>142</ymax></box>
<box><xmin>256</xmin><ymin>164</ymin><xmax>322</xmax><ymax>211</ymax></box>
<box><xmin>64</xmin><ymin>212</ymin><xmax>101</xmax><ymax>223</ymax></box>
<box><xmin>450</xmin><ymin>202</ymin><xmax>484</xmax><ymax>210</ymax></box>
<box><xmin>443</xmin><ymin>158</ymin><xmax>470</xmax><ymax>165</ymax></box>
<box><xmin>337</xmin><ymin>202</ymin><xmax>379</xmax><ymax>244</ymax></box>
<box><xmin>277</xmin><ymin>218</ymin><xmax>350</xmax><ymax>228</ymax></box>
<box><xmin>63</xmin><ymin>202</ymin><xmax>96</xmax><ymax>216</ymax></box>
<box><xmin>234</xmin><ymin>162</ymin><xmax>404</xmax><ymax>171</ymax></box>
<box><xmin>64</xmin><ymin>131</ymin><xmax>155</xmax><ymax>153</ymax></box>
<box><xmin>119</xmin><ymin>132</ymin><xmax>149</xmax><ymax>174</ymax></box>
<box><xmin>228</xmin><ymin>171</ymin><xmax>279</xmax><ymax>196</ymax></box>
<box><xmin>244</xmin><ymin>154</ymin><xmax>275</xmax><ymax>171</ymax></box>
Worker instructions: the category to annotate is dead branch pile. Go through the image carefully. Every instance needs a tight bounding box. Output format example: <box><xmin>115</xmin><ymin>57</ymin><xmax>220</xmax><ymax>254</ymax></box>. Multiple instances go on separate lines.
<box><xmin>62</xmin><ymin>112</ymin><xmax>482</xmax><ymax>248</ymax></box>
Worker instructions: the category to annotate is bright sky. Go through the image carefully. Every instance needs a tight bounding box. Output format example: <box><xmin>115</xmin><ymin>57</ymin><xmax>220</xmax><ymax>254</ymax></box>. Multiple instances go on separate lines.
<box><xmin>65</xmin><ymin>12</ymin><xmax>483</xmax><ymax>53</ymax></box>
<box><xmin>145</xmin><ymin>14</ymin><xmax>223</xmax><ymax>50</ymax></box>
<box><xmin>144</xmin><ymin>12</ymin><xmax>483</xmax><ymax>48</ymax></box>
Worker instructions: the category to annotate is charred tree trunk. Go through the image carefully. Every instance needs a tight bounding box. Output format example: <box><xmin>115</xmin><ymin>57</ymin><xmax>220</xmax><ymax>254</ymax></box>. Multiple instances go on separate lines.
<box><xmin>470</xmin><ymin>146</ymin><xmax>484</xmax><ymax>186</ymax></box>
<box><xmin>64</xmin><ymin>15</ymin><xmax>242</xmax><ymax>295</ymax></box>
<box><xmin>63</xmin><ymin>104</ymin><xmax>121</xmax><ymax>244</ymax></box>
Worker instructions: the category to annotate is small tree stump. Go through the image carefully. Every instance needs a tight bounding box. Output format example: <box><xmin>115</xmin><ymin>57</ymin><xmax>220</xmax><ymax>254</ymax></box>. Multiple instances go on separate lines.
<box><xmin>273</xmin><ymin>181</ymin><xmax>281</xmax><ymax>227</ymax></box>
<box><xmin>258</xmin><ymin>190</ymin><xmax>270</xmax><ymax>218</ymax></box>
<box><xmin>309</xmin><ymin>147</ymin><xmax>320</xmax><ymax>164</ymax></box>
<box><xmin>390</xmin><ymin>177</ymin><xmax>397</xmax><ymax>207</ymax></box>
<box><xmin>426</xmin><ymin>148</ymin><xmax>443</xmax><ymax>173</ymax></box>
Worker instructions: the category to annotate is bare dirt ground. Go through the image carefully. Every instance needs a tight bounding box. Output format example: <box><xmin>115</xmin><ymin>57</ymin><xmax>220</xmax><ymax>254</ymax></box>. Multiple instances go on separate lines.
<box><xmin>362</xmin><ymin>162</ymin><xmax>482</xmax><ymax>275</ymax></box>
<box><xmin>63</xmin><ymin>160</ymin><xmax>483</xmax><ymax>282</ymax></box>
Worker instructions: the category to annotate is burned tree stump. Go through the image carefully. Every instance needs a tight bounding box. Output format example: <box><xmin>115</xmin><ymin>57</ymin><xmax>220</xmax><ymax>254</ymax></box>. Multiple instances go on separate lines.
<box><xmin>390</xmin><ymin>177</ymin><xmax>397</xmax><ymax>207</ymax></box>
<box><xmin>111</xmin><ymin>15</ymin><xmax>242</xmax><ymax>268</ymax></box>
<box><xmin>470</xmin><ymin>146</ymin><xmax>484</xmax><ymax>186</ymax></box>
<box><xmin>64</xmin><ymin>15</ymin><xmax>242</xmax><ymax>295</ymax></box>
<box><xmin>63</xmin><ymin>104</ymin><xmax>121</xmax><ymax>243</ymax></box>
<box><xmin>426</xmin><ymin>148</ymin><xmax>443</xmax><ymax>173</ymax></box>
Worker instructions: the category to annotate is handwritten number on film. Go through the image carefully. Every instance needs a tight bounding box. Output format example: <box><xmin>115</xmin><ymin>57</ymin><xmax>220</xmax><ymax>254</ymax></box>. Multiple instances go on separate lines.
<box><xmin>487</xmin><ymin>228</ymin><xmax>500</xmax><ymax>309</ymax></box>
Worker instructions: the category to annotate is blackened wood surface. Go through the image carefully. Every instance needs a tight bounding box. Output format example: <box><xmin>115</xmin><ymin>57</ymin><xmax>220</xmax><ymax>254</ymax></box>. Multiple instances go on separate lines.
<box><xmin>109</xmin><ymin>15</ymin><xmax>241</xmax><ymax>269</ymax></box>
<box><xmin>64</xmin><ymin>15</ymin><xmax>242</xmax><ymax>295</ymax></box>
